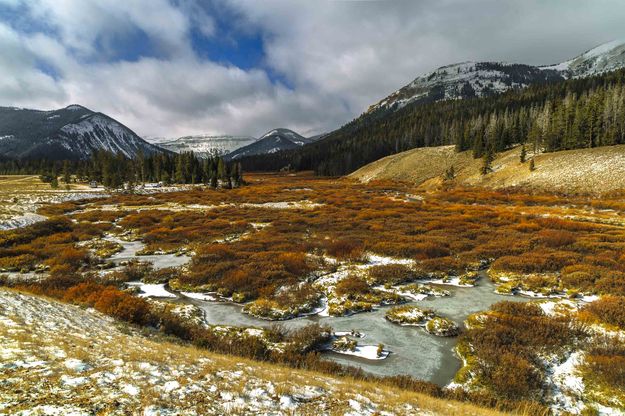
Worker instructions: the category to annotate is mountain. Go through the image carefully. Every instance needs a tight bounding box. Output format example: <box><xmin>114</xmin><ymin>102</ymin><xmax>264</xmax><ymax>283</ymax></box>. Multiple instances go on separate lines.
<box><xmin>542</xmin><ymin>39</ymin><xmax>625</xmax><ymax>78</ymax></box>
<box><xmin>240</xmin><ymin>40</ymin><xmax>625</xmax><ymax>175</ymax></box>
<box><xmin>0</xmin><ymin>104</ymin><xmax>164</xmax><ymax>160</ymax></box>
<box><xmin>225</xmin><ymin>128</ymin><xmax>316</xmax><ymax>160</ymax></box>
<box><xmin>369</xmin><ymin>40</ymin><xmax>625</xmax><ymax>114</ymax></box>
<box><xmin>367</xmin><ymin>62</ymin><xmax>564</xmax><ymax>113</ymax></box>
<box><xmin>154</xmin><ymin>134</ymin><xmax>256</xmax><ymax>157</ymax></box>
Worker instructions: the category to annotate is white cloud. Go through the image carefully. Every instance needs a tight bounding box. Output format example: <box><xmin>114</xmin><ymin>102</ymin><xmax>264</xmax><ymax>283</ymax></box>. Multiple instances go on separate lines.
<box><xmin>1</xmin><ymin>0</ymin><xmax>625</xmax><ymax>139</ymax></box>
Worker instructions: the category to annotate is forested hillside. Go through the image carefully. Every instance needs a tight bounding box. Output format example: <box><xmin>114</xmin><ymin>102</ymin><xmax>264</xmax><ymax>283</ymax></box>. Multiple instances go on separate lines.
<box><xmin>241</xmin><ymin>69</ymin><xmax>625</xmax><ymax>176</ymax></box>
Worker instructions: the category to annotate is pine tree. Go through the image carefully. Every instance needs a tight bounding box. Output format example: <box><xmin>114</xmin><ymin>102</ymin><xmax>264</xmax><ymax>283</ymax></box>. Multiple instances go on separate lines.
<box><xmin>520</xmin><ymin>145</ymin><xmax>527</xmax><ymax>163</ymax></box>
<box><xmin>444</xmin><ymin>165</ymin><xmax>456</xmax><ymax>181</ymax></box>
<box><xmin>62</xmin><ymin>160</ymin><xmax>71</xmax><ymax>184</ymax></box>
<box><xmin>481</xmin><ymin>148</ymin><xmax>494</xmax><ymax>175</ymax></box>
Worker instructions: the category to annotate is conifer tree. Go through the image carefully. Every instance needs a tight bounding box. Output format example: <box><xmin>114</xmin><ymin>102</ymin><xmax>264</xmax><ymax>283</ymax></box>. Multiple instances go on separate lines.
<box><xmin>481</xmin><ymin>148</ymin><xmax>494</xmax><ymax>175</ymax></box>
<box><xmin>62</xmin><ymin>160</ymin><xmax>71</xmax><ymax>183</ymax></box>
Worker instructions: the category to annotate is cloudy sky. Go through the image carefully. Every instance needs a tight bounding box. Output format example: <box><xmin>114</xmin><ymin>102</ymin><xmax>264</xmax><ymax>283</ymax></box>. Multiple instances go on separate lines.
<box><xmin>1</xmin><ymin>0</ymin><xmax>625</xmax><ymax>139</ymax></box>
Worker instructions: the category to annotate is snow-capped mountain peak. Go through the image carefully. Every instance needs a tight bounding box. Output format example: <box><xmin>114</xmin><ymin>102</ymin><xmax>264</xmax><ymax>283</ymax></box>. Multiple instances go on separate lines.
<box><xmin>542</xmin><ymin>40</ymin><xmax>625</xmax><ymax>78</ymax></box>
<box><xmin>225</xmin><ymin>128</ymin><xmax>318</xmax><ymax>160</ymax></box>
<box><xmin>0</xmin><ymin>105</ymin><xmax>164</xmax><ymax>160</ymax></box>
<box><xmin>368</xmin><ymin>40</ymin><xmax>625</xmax><ymax>114</ymax></box>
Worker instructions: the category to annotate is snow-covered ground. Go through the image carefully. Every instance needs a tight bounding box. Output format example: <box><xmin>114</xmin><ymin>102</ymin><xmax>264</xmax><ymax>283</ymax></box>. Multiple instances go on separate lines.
<box><xmin>0</xmin><ymin>190</ymin><xmax>107</xmax><ymax>230</ymax></box>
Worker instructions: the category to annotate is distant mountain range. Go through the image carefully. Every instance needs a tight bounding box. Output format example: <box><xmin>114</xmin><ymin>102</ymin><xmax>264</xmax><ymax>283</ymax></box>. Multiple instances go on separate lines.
<box><xmin>225</xmin><ymin>128</ymin><xmax>320</xmax><ymax>161</ymax></box>
<box><xmin>152</xmin><ymin>135</ymin><xmax>256</xmax><ymax>157</ymax></box>
<box><xmin>0</xmin><ymin>105</ymin><xmax>163</xmax><ymax>160</ymax></box>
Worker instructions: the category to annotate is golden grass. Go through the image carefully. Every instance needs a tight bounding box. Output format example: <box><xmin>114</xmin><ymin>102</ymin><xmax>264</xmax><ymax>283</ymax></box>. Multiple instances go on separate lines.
<box><xmin>350</xmin><ymin>144</ymin><xmax>625</xmax><ymax>195</ymax></box>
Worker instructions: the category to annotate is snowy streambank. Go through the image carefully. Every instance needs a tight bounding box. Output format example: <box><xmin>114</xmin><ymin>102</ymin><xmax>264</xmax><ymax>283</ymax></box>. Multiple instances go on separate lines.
<box><xmin>0</xmin><ymin>213</ymin><xmax>47</xmax><ymax>230</ymax></box>
<box><xmin>330</xmin><ymin>345</ymin><xmax>390</xmax><ymax>360</ymax></box>
<box><xmin>0</xmin><ymin>289</ymin><xmax>445</xmax><ymax>416</ymax></box>
<box><xmin>126</xmin><ymin>282</ymin><xmax>176</xmax><ymax>298</ymax></box>
<box><xmin>0</xmin><ymin>190</ymin><xmax>108</xmax><ymax>230</ymax></box>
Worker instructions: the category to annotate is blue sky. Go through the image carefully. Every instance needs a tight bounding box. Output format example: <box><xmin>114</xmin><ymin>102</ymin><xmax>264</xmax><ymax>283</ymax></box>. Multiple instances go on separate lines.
<box><xmin>0</xmin><ymin>0</ymin><xmax>624</xmax><ymax>138</ymax></box>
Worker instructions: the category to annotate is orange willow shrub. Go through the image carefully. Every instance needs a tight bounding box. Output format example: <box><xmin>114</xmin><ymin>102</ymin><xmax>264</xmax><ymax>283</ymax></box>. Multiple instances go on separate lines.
<box><xmin>368</xmin><ymin>264</ymin><xmax>414</xmax><ymax>285</ymax></box>
<box><xmin>582</xmin><ymin>296</ymin><xmax>625</xmax><ymax>329</ymax></box>
<box><xmin>536</xmin><ymin>229</ymin><xmax>576</xmax><ymax>248</ymax></box>
<box><xmin>325</xmin><ymin>239</ymin><xmax>365</xmax><ymax>261</ymax></box>
<box><xmin>64</xmin><ymin>282</ymin><xmax>156</xmax><ymax>326</ymax></box>
<box><xmin>582</xmin><ymin>338</ymin><xmax>625</xmax><ymax>390</ymax></box>
<box><xmin>335</xmin><ymin>275</ymin><xmax>370</xmax><ymax>297</ymax></box>
<box><xmin>461</xmin><ymin>302</ymin><xmax>588</xmax><ymax>401</ymax></box>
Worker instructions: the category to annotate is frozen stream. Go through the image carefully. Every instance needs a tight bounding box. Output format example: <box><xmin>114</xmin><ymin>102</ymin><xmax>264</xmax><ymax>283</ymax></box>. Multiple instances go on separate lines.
<box><xmin>105</xmin><ymin>236</ymin><xmax>191</xmax><ymax>270</ymax></box>
<box><xmin>110</xmin><ymin>238</ymin><xmax>528</xmax><ymax>386</ymax></box>
<box><xmin>183</xmin><ymin>277</ymin><xmax>528</xmax><ymax>386</ymax></box>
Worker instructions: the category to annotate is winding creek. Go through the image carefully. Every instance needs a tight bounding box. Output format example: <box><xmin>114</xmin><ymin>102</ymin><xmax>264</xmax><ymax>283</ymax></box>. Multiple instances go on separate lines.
<box><xmin>106</xmin><ymin>237</ymin><xmax>530</xmax><ymax>386</ymax></box>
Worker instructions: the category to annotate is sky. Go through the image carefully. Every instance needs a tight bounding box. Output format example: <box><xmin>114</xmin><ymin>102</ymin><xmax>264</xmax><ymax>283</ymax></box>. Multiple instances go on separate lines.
<box><xmin>1</xmin><ymin>0</ymin><xmax>625</xmax><ymax>139</ymax></box>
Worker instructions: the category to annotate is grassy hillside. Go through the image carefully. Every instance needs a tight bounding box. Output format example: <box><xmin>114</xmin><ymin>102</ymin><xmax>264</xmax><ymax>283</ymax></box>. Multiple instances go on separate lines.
<box><xmin>350</xmin><ymin>144</ymin><xmax>625</xmax><ymax>194</ymax></box>
<box><xmin>0</xmin><ymin>288</ymin><xmax>507</xmax><ymax>416</ymax></box>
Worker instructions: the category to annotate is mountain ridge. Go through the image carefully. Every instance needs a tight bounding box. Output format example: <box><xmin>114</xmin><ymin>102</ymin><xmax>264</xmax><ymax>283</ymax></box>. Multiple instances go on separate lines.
<box><xmin>367</xmin><ymin>40</ymin><xmax>625</xmax><ymax>114</ymax></box>
<box><xmin>155</xmin><ymin>134</ymin><xmax>256</xmax><ymax>157</ymax></box>
<box><xmin>0</xmin><ymin>104</ymin><xmax>165</xmax><ymax>160</ymax></box>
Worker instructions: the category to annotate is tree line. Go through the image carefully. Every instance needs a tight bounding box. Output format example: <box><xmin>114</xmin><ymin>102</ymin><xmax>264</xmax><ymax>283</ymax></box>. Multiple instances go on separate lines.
<box><xmin>0</xmin><ymin>151</ymin><xmax>243</xmax><ymax>189</ymax></box>
<box><xmin>239</xmin><ymin>68</ymin><xmax>625</xmax><ymax>176</ymax></box>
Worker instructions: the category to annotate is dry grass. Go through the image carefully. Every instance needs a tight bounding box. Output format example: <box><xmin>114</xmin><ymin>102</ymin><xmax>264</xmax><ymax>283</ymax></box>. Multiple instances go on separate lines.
<box><xmin>350</xmin><ymin>144</ymin><xmax>625</xmax><ymax>195</ymax></box>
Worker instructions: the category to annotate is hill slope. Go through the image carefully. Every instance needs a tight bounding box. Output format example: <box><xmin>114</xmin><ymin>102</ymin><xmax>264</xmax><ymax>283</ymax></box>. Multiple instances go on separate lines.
<box><xmin>0</xmin><ymin>105</ymin><xmax>164</xmax><ymax>160</ymax></box>
<box><xmin>350</xmin><ymin>144</ymin><xmax>625</xmax><ymax>194</ymax></box>
<box><xmin>0</xmin><ymin>288</ymin><xmax>503</xmax><ymax>415</ymax></box>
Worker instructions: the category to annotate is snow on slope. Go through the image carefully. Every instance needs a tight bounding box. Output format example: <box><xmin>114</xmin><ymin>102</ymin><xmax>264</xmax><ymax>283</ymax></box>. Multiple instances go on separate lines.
<box><xmin>350</xmin><ymin>144</ymin><xmax>625</xmax><ymax>195</ymax></box>
<box><xmin>542</xmin><ymin>40</ymin><xmax>625</xmax><ymax>78</ymax></box>
<box><xmin>54</xmin><ymin>113</ymin><xmax>161</xmax><ymax>159</ymax></box>
<box><xmin>369</xmin><ymin>41</ymin><xmax>625</xmax><ymax>114</ymax></box>
<box><xmin>225</xmin><ymin>128</ymin><xmax>314</xmax><ymax>160</ymax></box>
<box><xmin>0</xmin><ymin>289</ymin><xmax>485</xmax><ymax>415</ymax></box>
<box><xmin>368</xmin><ymin>61</ymin><xmax>563</xmax><ymax>113</ymax></box>
<box><xmin>156</xmin><ymin>134</ymin><xmax>256</xmax><ymax>157</ymax></box>
<box><xmin>0</xmin><ymin>105</ymin><xmax>164</xmax><ymax>160</ymax></box>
